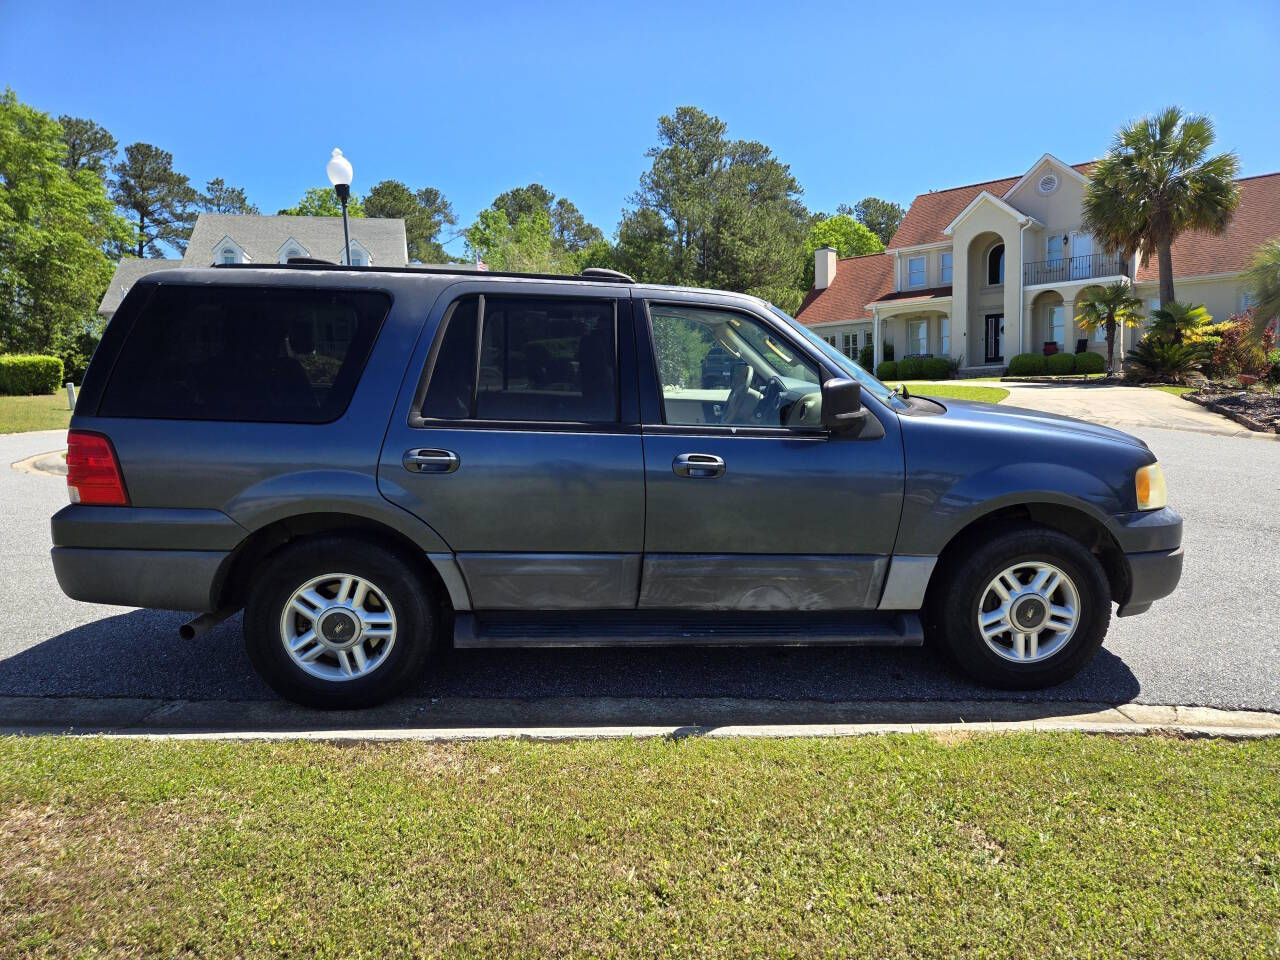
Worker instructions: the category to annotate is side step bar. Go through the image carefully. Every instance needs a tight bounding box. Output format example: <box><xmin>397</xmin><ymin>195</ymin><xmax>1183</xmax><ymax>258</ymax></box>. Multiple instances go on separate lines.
<box><xmin>452</xmin><ymin>611</ymin><xmax>924</xmax><ymax>649</ymax></box>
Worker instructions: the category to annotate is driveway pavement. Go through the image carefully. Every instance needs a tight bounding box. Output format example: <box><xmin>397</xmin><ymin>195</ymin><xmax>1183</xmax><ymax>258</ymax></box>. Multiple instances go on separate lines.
<box><xmin>998</xmin><ymin>381</ymin><xmax>1274</xmax><ymax>438</ymax></box>
<box><xmin>2</xmin><ymin>416</ymin><xmax>1278</xmax><ymax>722</ymax></box>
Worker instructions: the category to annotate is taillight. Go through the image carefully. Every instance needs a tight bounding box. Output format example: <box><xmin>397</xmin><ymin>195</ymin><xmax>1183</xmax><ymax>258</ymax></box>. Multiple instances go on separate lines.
<box><xmin>66</xmin><ymin>430</ymin><xmax>129</xmax><ymax>506</ymax></box>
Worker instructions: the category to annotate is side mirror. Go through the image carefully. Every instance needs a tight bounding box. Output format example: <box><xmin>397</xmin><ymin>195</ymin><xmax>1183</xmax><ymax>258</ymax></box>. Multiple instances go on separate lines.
<box><xmin>821</xmin><ymin>378</ymin><xmax>863</xmax><ymax>430</ymax></box>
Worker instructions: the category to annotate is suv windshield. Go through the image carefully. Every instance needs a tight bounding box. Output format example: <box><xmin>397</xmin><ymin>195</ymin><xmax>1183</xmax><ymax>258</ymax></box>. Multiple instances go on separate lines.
<box><xmin>766</xmin><ymin>304</ymin><xmax>904</xmax><ymax>408</ymax></box>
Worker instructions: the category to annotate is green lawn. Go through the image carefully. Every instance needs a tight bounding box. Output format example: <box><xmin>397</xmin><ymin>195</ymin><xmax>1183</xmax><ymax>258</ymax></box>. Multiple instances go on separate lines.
<box><xmin>2</xmin><ymin>734</ymin><xmax>1277</xmax><ymax>958</ymax></box>
<box><xmin>1150</xmin><ymin>384</ymin><xmax>1196</xmax><ymax>396</ymax></box>
<box><xmin>896</xmin><ymin>381</ymin><xmax>1010</xmax><ymax>404</ymax></box>
<box><xmin>0</xmin><ymin>392</ymin><xmax>71</xmax><ymax>434</ymax></box>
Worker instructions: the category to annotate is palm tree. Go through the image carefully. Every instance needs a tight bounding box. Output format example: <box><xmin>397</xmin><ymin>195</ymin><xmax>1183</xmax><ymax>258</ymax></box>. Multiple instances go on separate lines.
<box><xmin>1148</xmin><ymin>301</ymin><xmax>1212</xmax><ymax>344</ymax></box>
<box><xmin>1073</xmin><ymin>282</ymin><xmax>1144</xmax><ymax>374</ymax></box>
<box><xmin>1244</xmin><ymin>238</ymin><xmax>1280</xmax><ymax>343</ymax></box>
<box><xmin>1083</xmin><ymin>107</ymin><xmax>1240</xmax><ymax>306</ymax></box>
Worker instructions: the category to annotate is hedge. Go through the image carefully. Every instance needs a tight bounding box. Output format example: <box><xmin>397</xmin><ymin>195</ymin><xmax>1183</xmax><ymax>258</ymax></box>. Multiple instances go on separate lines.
<box><xmin>1075</xmin><ymin>351</ymin><xmax>1105</xmax><ymax>374</ymax></box>
<box><xmin>0</xmin><ymin>354</ymin><xmax>64</xmax><ymax>395</ymax></box>
<box><xmin>898</xmin><ymin>356</ymin><xmax>924</xmax><ymax>379</ymax></box>
<box><xmin>876</xmin><ymin>360</ymin><xmax>899</xmax><ymax>380</ymax></box>
<box><xmin>857</xmin><ymin>343</ymin><xmax>874</xmax><ymax>371</ymax></box>
<box><xmin>1006</xmin><ymin>353</ymin><xmax>1046</xmax><ymax>376</ymax></box>
<box><xmin>1046</xmin><ymin>352</ymin><xmax>1076</xmax><ymax>375</ymax></box>
<box><xmin>921</xmin><ymin>357</ymin><xmax>951</xmax><ymax>380</ymax></box>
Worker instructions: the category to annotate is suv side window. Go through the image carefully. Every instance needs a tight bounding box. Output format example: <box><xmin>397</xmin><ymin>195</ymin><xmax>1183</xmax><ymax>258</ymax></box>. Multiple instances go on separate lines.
<box><xmin>420</xmin><ymin>294</ymin><xmax>618</xmax><ymax>424</ymax></box>
<box><xmin>97</xmin><ymin>284</ymin><xmax>389</xmax><ymax>423</ymax></box>
<box><xmin>648</xmin><ymin>303</ymin><xmax>822</xmax><ymax>428</ymax></box>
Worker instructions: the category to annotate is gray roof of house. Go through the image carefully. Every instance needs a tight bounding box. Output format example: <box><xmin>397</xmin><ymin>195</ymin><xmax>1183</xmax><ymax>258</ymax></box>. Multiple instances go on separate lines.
<box><xmin>97</xmin><ymin>258</ymin><xmax>185</xmax><ymax>316</ymax></box>
<box><xmin>184</xmin><ymin>213</ymin><xmax>408</xmax><ymax>267</ymax></box>
<box><xmin>97</xmin><ymin>212</ymin><xmax>409</xmax><ymax>316</ymax></box>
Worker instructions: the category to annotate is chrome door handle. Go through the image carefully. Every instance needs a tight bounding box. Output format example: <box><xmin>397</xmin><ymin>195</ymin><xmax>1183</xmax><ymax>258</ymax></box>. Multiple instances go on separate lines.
<box><xmin>403</xmin><ymin>448</ymin><xmax>460</xmax><ymax>473</ymax></box>
<box><xmin>672</xmin><ymin>453</ymin><xmax>725</xmax><ymax>479</ymax></box>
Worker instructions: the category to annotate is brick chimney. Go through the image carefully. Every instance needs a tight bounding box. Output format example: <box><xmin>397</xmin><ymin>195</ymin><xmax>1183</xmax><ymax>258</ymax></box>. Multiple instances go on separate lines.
<box><xmin>815</xmin><ymin>246</ymin><xmax>837</xmax><ymax>290</ymax></box>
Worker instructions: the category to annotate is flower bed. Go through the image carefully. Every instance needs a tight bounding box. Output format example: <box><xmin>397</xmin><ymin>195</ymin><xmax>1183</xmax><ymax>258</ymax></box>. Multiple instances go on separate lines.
<box><xmin>1186</xmin><ymin>390</ymin><xmax>1280</xmax><ymax>433</ymax></box>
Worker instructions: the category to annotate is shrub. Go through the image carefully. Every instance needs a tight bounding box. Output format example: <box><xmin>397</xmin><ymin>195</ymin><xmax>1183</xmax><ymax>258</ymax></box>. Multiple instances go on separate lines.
<box><xmin>857</xmin><ymin>343</ymin><xmax>874</xmax><ymax>371</ymax></box>
<box><xmin>1075</xmin><ymin>352</ymin><xmax>1105</xmax><ymax>374</ymax></box>
<box><xmin>1207</xmin><ymin>313</ymin><xmax>1274</xmax><ymax>380</ymax></box>
<box><xmin>882</xmin><ymin>342</ymin><xmax>895</xmax><ymax>362</ymax></box>
<box><xmin>1006</xmin><ymin>353</ymin><xmax>1046</xmax><ymax>376</ymax></box>
<box><xmin>1266</xmin><ymin>349</ymin><xmax>1280</xmax><ymax>386</ymax></box>
<box><xmin>0</xmin><ymin>355</ymin><xmax>64</xmax><ymax>395</ymax></box>
<box><xmin>1046</xmin><ymin>352</ymin><xmax>1076</xmax><ymax>375</ymax></box>
<box><xmin>898</xmin><ymin>356</ymin><xmax>924</xmax><ymax>378</ymax></box>
<box><xmin>921</xmin><ymin>357</ymin><xmax>951</xmax><ymax>380</ymax></box>
<box><xmin>1125</xmin><ymin>336</ymin><xmax>1205</xmax><ymax>383</ymax></box>
<box><xmin>876</xmin><ymin>360</ymin><xmax>899</xmax><ymax>380</ymax></box>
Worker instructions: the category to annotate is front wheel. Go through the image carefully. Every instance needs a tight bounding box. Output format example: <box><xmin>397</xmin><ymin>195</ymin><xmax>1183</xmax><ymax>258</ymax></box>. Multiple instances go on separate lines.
<box><xmin>244</xmin><ymin>538</ymin><xmax>438</xmax><ymax>708</ymax></box>
<box><xmin>931</xmin><ymin>525</ymin><xmax>1111</xmax><ymax>689</ymax></box>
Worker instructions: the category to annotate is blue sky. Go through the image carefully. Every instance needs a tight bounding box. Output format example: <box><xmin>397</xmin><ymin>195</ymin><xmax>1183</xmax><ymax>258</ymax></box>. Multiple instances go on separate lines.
<box><xmin>5</xmin><ymin>0</ymin><xmax>1279</xmax><ymax>255</ymax></box>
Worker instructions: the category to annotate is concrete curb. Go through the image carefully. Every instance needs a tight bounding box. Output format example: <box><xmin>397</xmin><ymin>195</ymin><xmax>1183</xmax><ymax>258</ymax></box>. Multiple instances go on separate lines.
<box><xmin>10</xmin><ymin>448</ymin><xmax>66</xmax><ymax>477</ymax></box>
<box><xmin>1</xmin><ymin>695</ymin><xmax>1277</xmax><ymax>741</ymax></box>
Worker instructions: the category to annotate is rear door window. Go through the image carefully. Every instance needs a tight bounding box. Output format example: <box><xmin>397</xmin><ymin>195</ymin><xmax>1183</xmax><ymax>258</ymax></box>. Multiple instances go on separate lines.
<box><xmin>419</xmin><ymin>295</ymin><xmax>618</xmax><ymax>424</ymax></box>
<box><xmin>97</xmin><ymin>284</ymin><xmax>389</xmax><ymax>423</ymax></box>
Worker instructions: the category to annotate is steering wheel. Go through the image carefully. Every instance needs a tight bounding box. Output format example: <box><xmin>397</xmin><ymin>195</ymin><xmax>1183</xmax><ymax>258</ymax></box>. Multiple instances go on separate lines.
<box><xmin>759</xmin><ymin>376</ymin><xmax>786</xmax><ymax>424</ymax></box>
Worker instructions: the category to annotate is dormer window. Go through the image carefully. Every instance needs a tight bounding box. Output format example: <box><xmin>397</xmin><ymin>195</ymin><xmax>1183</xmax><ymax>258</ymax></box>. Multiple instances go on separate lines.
<box><xmin>987</xmin><ymin>244</ymin><xmax>1005</xmax><ymax>285</ymax></box>
<box><xmin>276</xmin><ymin>237</ymin><xmax>310</xmax><ymax>264</ymax></box>
<box><xmin>907</xmin><ymin>256</ymin><xmax>925</xmax><ymax>288</ymax></box>
<box><xmin>211</xmin><ymin>235</ymin><xmax>248</xmax><ymax>266</ymax></box>
<box><xmin>222</xmin><ymin>250</ymin><xmax>236</xmax><ymax>264</ymax></box>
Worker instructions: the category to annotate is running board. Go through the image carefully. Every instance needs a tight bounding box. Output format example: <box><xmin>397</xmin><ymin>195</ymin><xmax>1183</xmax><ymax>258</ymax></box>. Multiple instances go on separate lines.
<box><xmin>452</xmin><ymin>611</ymin><xmax>924</xmax><ymax>649</ymax></box>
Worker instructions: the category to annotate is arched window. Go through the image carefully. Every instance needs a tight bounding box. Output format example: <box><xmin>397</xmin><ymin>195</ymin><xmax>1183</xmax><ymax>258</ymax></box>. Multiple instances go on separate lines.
<box><xmin>987</xmin><ymin>243</ymin><xmax>1005</xmax><ymax>285</ymax></box>
<box><xmin>221</xmin><ymin>249</ymin><xmax>236</xmax><ymax>264</ymax></box>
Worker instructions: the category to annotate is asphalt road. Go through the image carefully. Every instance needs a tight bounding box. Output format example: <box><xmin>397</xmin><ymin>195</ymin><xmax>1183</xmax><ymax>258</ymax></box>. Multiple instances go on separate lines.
<box><xmin>2</xmin><ymin>413</ymin><xmax>1278</xmax><ymax>713</ymax></box>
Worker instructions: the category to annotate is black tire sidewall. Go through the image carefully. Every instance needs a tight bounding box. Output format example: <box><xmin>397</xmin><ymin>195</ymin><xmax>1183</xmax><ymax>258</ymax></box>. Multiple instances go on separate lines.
<box><xmin>938</xmin><ymin>527</ymin><xmax>1111</xmax><ymax>690</ymax></box>
<box><xmin>244</xmin><ymin>538</ymin><xmax>436</xmax><ymax>708</ymax></box>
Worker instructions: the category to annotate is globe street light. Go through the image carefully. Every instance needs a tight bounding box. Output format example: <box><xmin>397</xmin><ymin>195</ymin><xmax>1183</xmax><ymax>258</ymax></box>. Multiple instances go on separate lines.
<box><xmin>326</xmin><ymin>148</ymin><xmax>354</xmax><ymax>266</ymax></box>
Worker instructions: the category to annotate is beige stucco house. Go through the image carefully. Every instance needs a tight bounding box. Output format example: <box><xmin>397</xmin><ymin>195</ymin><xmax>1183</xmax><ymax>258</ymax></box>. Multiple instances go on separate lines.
<box><xmin>796</xmin><ymin>155</ymin><xmax>1280</xmax><ymax>373</ymax></box>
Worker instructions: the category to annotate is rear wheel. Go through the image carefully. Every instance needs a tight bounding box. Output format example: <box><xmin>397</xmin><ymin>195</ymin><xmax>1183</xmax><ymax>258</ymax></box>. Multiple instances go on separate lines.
<box><xmin>244</xmin><ymin>538</ymin><xmax>437</xmax><ymax>708</ymax></box>
<box><xmin>931</xmin><ymin>525</ymin><xmax>1111</xmax><ymax>689</ymax></box>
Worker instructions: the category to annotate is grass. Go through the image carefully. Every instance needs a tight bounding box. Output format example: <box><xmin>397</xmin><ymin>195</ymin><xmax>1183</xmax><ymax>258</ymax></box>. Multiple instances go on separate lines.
<box><xmin>1150</xmin><ymin>384</ymin><xmax>1196</xmax><ymax>396</ymax></box>
<box><xmin>1</xmin><ymin>734</ymin><xmax>1277</xmax><ymax>958</ymax></box>
<box><xmin>895</xmin><ymin>381</ymin><xmax>1010</xmax><ymax>403</ymax></box>
<box><xmin>0</xmin><ymin>393</ymin><xmax>71</xmax><ymax>434</ymax></box>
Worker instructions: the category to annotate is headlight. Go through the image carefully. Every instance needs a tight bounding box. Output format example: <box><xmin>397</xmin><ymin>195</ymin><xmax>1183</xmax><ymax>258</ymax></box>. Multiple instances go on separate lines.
<box><xmin>1135</xmin><ymin>463</ymin><xmax>1167</xmax><ymax>511</ymax></box>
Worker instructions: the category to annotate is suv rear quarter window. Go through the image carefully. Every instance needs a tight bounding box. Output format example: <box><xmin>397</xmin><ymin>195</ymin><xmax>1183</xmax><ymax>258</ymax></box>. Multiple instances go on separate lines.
<box><xmin>97</xmin><ymin>284</ymin><xmax>390</xmax><ymax>423</ymax></box>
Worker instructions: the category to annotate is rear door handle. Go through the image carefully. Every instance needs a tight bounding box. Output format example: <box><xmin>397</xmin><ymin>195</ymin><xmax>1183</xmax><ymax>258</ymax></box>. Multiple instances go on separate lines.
<box><xmin>672</xmin><ymin>453</ymin><xmax>725</xmax><ymax>479</ymax></box>
<box><xmin>403</xmin><ymin>448</ymin><xmax>460</xmax><ymax>473</ymax></box>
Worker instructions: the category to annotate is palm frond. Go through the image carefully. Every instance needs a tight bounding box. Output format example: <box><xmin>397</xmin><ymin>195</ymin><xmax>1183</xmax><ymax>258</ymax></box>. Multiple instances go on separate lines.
<box><xmin>1244</xmin><ymin>239</ymin><xmax>1280</xmax><ymax>342</ymax></box>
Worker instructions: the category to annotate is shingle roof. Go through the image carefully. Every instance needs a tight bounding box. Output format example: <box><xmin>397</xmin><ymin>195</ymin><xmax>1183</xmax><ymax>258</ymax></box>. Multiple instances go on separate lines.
<box><xmin>870</xmin><ymin>285</ymin><xmax>952</xmax><ymax>305</ymax></box>
<box><xmin>1135</xmin><ymin>172</ymin><xmax>1280</xmax><ymax>282</ymax></box>
<box><xmin>794</xmin><ymin>253</ymin><xmax>893</xmax><ymax>326</ymax></box>
<box><xmin>183</xmin><ymin>213</ymin><xmax>408</xmax><ymax>267</ymax></box>
<box><xmin>96</xmin><ymin>258</ymin><xmax>185</xmax><ymax>315</ymax></box>
<box><xmin>887</xmin><ymin>163</ymin><xmax>1093</xmax><ymax>249</ymax></box>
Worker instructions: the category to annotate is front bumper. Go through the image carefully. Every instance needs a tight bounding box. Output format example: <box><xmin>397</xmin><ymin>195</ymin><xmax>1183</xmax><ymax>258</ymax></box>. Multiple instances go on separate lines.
<box><xmin>1117</xmin><ymin>546</ymin><xmax>1184</xmax><ymax>617</ymax></box>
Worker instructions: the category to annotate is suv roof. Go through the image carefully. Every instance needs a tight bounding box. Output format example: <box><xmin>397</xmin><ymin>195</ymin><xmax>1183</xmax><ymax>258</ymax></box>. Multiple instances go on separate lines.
<box><xmin>211</xmin><ymin>262</ymin><xmax>637</xmax><ymax>285</ymax></box>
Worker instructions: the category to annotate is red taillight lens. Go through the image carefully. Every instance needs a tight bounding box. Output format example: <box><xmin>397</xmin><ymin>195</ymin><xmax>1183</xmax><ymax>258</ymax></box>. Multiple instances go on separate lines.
<box><xmin>66</xmin><ymin>430</ymin><xmax>129</xmax><ymax>506</ymax></box>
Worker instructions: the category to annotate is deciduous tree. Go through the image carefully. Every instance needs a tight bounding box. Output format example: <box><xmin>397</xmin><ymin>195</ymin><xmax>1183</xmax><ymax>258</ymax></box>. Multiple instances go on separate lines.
<box><xmin>277</xmin><ymin>187</ymin><xmax>366</xmax><ymax>218</ymax></box>
<box><xmin>802</xmin><ymin>214</ymin><xmax>883</xmax><ymax>287</ymax></box>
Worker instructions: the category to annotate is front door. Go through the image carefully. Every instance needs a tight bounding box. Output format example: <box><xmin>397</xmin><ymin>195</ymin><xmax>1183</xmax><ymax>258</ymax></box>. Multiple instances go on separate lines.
<box><xmin>636</xmin><ymin>297</ymin><xmax>904</xmax><ymax>610</ymax></box>
<box><xmin>379</xmin><ymin>285</ymin><xmax>645</xmax><ymax>610</ymax></box>
<box><xmin>984</xmin><ymin>313</ymin><xmax>1003</xmax><ymax>363</ymax></box>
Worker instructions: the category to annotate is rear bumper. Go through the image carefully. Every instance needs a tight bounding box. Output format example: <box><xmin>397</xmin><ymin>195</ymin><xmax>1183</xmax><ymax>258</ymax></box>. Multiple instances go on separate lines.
<box><xmin>1117</xmin><ymin>546</ymin><xmax>1184</xmax><ymax>618</ymax></box>
<box><xmin>51</xmin><ymin>547</ymin><xmax>227</xmax><ymax>612</ymax></box>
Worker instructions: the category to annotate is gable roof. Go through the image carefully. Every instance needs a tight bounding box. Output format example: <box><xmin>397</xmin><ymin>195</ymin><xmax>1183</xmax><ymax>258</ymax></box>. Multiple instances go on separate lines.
<box><xmin>889</xmin><ymin>162</ymin><xmax>1093</xmax><ymax>249</ymax></box>
<box><xmin>941</xmin><ymin>191</ymin><xmax>1037</xmax><ymax>236</ymax></box>
<box><xmin>794</xmin><ymin>253</ymin><xmax>894</xmax><ymax>325</ymax></box>
<box><xmin>1135</xmin><ymin>171</ymin><xmax>1280</xmax><ymax>282</ymax></box>
<box><xmin>183</xmin><ymin>213</ymin><xmax>408</xmax><ymax>267</ymax></box>
<box><xmin>96</xmin><ymin>258</ymin><xmax>184</xmax><ymax>316</ymax></box>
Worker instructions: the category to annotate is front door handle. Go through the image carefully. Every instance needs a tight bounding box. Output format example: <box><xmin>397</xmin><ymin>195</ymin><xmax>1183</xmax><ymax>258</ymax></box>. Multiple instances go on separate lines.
<box><xmin>672</xmin><ymin>453</ymin><xmax>725</xmax><ymax>479</ymax></box>
<box><xmin>403</xmin><ymin>448</ymin><xmax>460</xmax><ymax>474</ymax></box>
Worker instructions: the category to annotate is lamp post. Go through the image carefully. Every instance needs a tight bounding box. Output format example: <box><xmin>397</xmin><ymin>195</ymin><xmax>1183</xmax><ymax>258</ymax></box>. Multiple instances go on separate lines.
<box><xmin>326</xmin><ymin>148</ymin><xmax>354</xmax><ymax>265</ymax></box>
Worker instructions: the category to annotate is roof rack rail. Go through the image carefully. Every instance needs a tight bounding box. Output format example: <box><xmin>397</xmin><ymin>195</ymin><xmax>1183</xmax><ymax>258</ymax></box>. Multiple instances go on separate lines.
<box><xmin>579</xmin><ymin>267</ymin><xmax>635</xmax><ymax>283</ymax></box>
<box><xmin>286</xmin><ymin>256</ymin><xmax>337</xmax><ymax>266</ymax></box>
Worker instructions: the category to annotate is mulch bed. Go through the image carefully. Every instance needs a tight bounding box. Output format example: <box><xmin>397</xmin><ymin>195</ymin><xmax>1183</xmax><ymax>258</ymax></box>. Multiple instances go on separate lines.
<box><xmin>1188</xmin><ymin>390</ymin><xmax>1280</xmax><ymax>432</ymax></box>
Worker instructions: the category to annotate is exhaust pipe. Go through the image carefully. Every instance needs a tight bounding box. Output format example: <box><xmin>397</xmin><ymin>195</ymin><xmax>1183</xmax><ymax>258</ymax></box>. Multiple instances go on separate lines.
<box><xmin>179</xmin><ymin>609</ymin><xmax>235</xmax><ymax>641</ymax></box>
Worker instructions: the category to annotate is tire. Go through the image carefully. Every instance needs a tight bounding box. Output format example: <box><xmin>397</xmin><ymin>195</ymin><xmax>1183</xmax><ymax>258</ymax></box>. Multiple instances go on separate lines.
<box><xmin>244</xmin><ymin>537</ymin><xmax>438</xmax><ymax>708</ymax></box>
<box><xmin>929</xmin><ymin>525</ymin><xmax>1111</xmax><ymax>690</ymax></box>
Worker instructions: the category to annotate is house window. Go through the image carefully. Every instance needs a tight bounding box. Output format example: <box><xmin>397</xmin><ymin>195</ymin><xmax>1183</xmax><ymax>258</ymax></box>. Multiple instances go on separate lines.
<box><xmin>987</xmin><ymin>244</ymin><xmax>1005</xmax><ymax>284</ymax></box>
<box><xmin>1048</xmin><ymin>304</ymin><xmax>1065</xmax><ymax>347</ymax></box>
<box><xmin>907</xmin><ymin>256</ymin><xmax>925</xmax><ymax>288</ymax></box>
<box><xmin>221</xmin><ymin>249</ymin><xmax>236</xmax><ymax>264</ymax></box>
<box><xmin>349</xmin><ymin>251</ymin><xmax>364</xmax><ymax>266</ymax></box>
<box><xmin>841</xmin><ymin>332</ymin><xmax>856</xmax><ymax>359</ymax></box>
<box><xmin>822</xmin><ymin>334</ymin><xmax>837</xmax><ymax>347</ymax></box>
<box><xmin>1241</xmin><ymin>291</ymin><xmax>1257</xmax><ymax>313</ymax></box>
<box><xmin>940</xmin><ymin>252</ymin><xmax>952</xmax><ymax>284</ymax></box>
<box><xmin>1046</xmin><ymin>235</ymin><xmax>1063</xmax><ymax>266</ymax></box>
<box><xmin>908</xmin><ymin>319</ymin><xmax>927</xmax><ymax>355</ymax></box>
<box><xmin>940</xmin><ymin>321</ymin><xmax>950</xmax><ymax>356</ymax></box>
<box><xmin>863</xmin><ymin>331</ymin><xmax>873</xmax><ymax>348</ymax></box>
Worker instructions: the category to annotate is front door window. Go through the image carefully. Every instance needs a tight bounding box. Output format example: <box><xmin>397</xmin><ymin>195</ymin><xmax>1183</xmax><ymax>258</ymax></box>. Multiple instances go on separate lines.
<box><xmin>985</xmin><ymin>313</ymin><xmax>1003</xmax><ymax>363</ymax></box>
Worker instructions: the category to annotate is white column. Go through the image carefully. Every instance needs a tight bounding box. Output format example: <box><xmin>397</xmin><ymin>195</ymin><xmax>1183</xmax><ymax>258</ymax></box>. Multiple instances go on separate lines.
<box><xmin>873</xmin><ymin>311</ymin><xmax>882</xmax><ymax>369</ymax></box>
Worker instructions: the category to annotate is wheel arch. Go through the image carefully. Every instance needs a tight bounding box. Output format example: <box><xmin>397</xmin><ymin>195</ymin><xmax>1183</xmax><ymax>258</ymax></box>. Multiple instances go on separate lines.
<box><xmin>211</xmin><ymin>512</ymin><xmax>464</xmax><ymax>615</ymax></box>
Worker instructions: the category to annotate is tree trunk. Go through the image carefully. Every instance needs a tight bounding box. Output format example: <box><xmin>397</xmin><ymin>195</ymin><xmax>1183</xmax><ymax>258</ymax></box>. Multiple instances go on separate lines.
<box><xmin>1157</xmin><ymin>240</ymin><xmax>1175</xmax><ymax>307</ymax></box>
<box><xmin>1105</xmin><ymin>320</ymin><xmax>1116</xmax><ymax>375</ymax></box>
<box><xmin>135</xmin><ymin>214</ymin><xmax>145</xmax><ymax>259</ymax></box>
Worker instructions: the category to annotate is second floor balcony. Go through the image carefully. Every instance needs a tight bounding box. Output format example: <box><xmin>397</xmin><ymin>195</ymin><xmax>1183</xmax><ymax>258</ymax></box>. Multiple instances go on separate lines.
<box><xmin>1024</xmin><ymin>252</ymin><xmax>1127</xmax><ymax>286</ymax></box>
